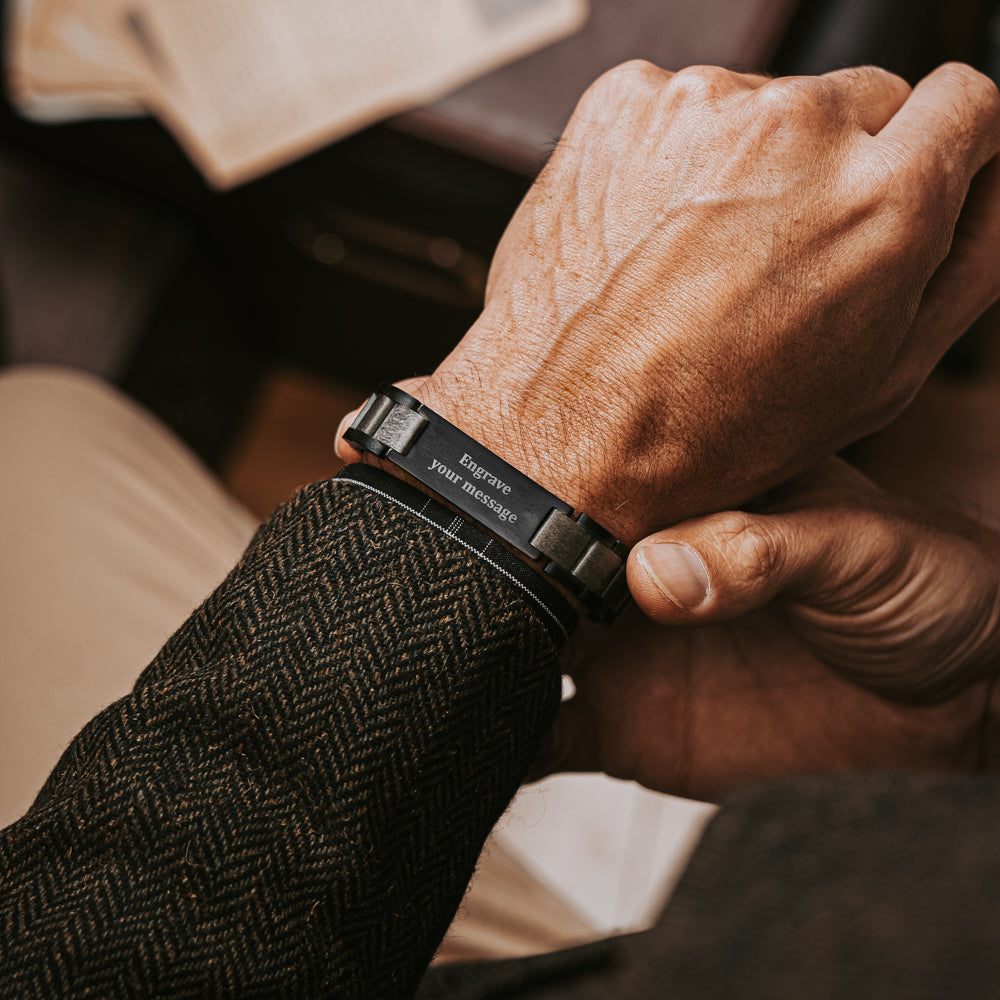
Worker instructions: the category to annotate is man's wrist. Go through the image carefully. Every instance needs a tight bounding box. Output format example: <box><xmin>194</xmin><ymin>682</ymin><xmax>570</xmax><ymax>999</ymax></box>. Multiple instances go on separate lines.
<box><xmin>342</xmin><ymin>386</ymin><xmax>630</xmax><ymax>623</ymax></box>
<box><xmin>414</xmin><ymin>302</ymin><xmax>691</xmax><ymax>548</ymax></box>
<box><xmin>416</xmin><ymin>371</ymin><xmax>620</xmax><ymax>538</ymax></box>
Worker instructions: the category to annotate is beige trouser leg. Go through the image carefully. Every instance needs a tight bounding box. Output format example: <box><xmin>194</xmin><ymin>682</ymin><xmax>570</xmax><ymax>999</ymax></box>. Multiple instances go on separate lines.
<box><xmin>0</xmin><ymin>366</ymin><xmax>258</xmax><ymax>828</ymax></box>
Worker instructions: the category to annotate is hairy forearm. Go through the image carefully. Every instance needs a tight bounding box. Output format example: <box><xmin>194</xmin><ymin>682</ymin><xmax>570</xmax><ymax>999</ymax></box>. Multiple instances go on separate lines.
<box><xmin>0</xmin><ymin>473</ymin><xmax>567</xmax><ymax>998</ymax></box>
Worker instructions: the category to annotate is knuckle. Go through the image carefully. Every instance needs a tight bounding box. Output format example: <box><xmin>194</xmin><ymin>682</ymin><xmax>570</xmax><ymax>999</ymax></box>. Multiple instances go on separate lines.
<box><xmin>711</xmin><ymin>512</ymin><xmax>780</xmax><ymax>585</ymax></box>
<box><xmin>753</xmin><ymin>75</ymin><xmax>832</xmax><ymax>119</ymax></box>
<box><xmin>920</xmin><ymin>65</ymin><xmax>1000</xmax><ymax>161</ymax></box>
<box><xmin>936</xmin><ymin>61</ymin><xmax>1000</xmax><ymax>109</ymax></box>
<box><xmin>572</xmin><ymin>59</ymin><xmax>667</xmax><ymax>123</ymax></box>
<box><xmin>842</xmin><ymin>64</ymin><xmax>910</xmax><ymax>97</ymax></box>
<box><xmin>668</xmin><ymin>64</ymin><xmax>738</xmax><ymax>103</ymax></box>
<box><xmin>596</xmin><ymin>58</ymin><xmax>667</xmax><ymax>93</ymax></box>
<box><xmin>742</xmin><ymin>524</ymin><xmax>781</xmax><ymax>586</ymax></box>
<box><xmin>710</xmin><ymin>511</ymin><xmax>754</xmax><ymax>541</ymax></box>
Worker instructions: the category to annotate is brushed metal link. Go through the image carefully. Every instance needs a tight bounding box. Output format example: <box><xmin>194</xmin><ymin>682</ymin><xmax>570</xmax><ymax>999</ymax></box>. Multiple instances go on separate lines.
<box><xmin>573</xmin><ymin>540</ymin><xmax>624</xmax><ymax>592</ymax></box>
<box><xmin>531</xmin><ymin>509</ymin><xmax>625</xmax><ymax>597</ymax></box>
<box><xmin>355</xmin><ymin>394</ymin><xmax>395</xmax><ymax>437</ymax></box>
<box><xmin>373</xmin><ymin>404</ymin><xmax>428</xmax><ymax>454</ymax></box>
<box><xmin>530</xmin><ymin>510</ymin><xmax>590</xmax><ymax>566</ymax></box>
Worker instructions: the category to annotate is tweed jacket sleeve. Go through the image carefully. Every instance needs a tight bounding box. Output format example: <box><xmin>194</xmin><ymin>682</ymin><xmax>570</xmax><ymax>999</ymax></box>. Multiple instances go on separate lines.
<box><xmin>0</xmin><ymin>466</ymin><xmax>577</xmax><ymax>999</ymax></box>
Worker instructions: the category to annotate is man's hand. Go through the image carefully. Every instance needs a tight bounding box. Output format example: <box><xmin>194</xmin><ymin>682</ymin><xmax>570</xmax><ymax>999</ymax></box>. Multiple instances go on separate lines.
<box><xmin>396</xmin><ymin>62</ymin><xmax>1000</xmax><ymax>545</ymax></box>
<box><xmin>537</xmin><ymin>461</ymin><xmax>1000</xmax><ymax>801</ymax></box>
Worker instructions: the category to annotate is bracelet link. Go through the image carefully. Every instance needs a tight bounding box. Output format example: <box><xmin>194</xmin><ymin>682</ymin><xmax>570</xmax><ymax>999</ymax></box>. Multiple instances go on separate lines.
<box><xmin>530</xmin><ymin>510</ymin><xmax>590</xmax><ymax>566</ymax></box>
<box><xmin>531</xmin><ymin>510</ymin><xmax>630</xmax><ymax>625</ymax></box>
<box><xmin>352</xmin><ymin>397</ymin><xmax>428</xmax><ymax>455</ymax></box>
<box><xmin>344</xmin><ymin>386</ymin><xmax>631</xmax><ymax>624</ymax></box>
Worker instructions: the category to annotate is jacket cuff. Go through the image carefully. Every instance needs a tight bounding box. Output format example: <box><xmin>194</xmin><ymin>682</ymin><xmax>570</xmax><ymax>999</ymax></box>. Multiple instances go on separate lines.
<box><xmin>335</xmin><ymin>463</ymin><xmax>579</xmax><ymax>645</ymax></box>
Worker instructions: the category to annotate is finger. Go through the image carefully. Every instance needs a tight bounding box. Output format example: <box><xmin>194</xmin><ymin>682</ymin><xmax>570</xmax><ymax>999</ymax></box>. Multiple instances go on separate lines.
<box><xmin>627</xmin><ymin>504</ymin><xmax>888</xmax><ymax>626</ymax></box>
<box><xmin>894</xmin><ymin>154</ymin><xmax>1000</xmax><ymax>378</ymax></box>
<box><xmin>879</xmin><ymin>63</ymin><xmax>1000</xmax><ymax>185</ymax></box>
<box><xmin>334</xmin><ymin>376</ymin><xmax>428</xmax><ymax>463</ymax></box>
<box><xmin>821</xmin><ymin>65</ymin><xmax>911</xmax><ymax>135</ymax></box>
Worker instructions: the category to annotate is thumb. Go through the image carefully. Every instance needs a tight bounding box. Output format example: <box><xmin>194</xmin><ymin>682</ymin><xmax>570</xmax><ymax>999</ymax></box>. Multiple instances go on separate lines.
<box><xmin>628</xmin><ymin>510</ymin><xmax>807</xmax><ymax>625</ymax></box>
<box><xmin>334</xmin><ymin>376</ymin><xmax>428</xmax><ymax>463</ymax></box>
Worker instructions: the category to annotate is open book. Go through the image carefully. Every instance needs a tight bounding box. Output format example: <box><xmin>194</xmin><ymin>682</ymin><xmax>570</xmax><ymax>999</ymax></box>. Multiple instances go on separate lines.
<box><xmin>6</xmin><ymin>0</ymin><xmax>587</xmax><ymax>187</ymax></box>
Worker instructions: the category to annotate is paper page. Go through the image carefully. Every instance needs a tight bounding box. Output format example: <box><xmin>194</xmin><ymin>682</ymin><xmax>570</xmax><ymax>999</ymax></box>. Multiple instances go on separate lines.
<box><xmin>123</xmin><ymin>0</ymin><xmax>587</xmax><ymax>187</ymax></box>
<box><xmin>7</xmin><ymin>0</ymin><xmax>149</xmax><ymax>119</ymax></box>
<box><xmin>496</xmin><ymin>775</ymin><xmax>717</xmax><ymax>935</ymax></box>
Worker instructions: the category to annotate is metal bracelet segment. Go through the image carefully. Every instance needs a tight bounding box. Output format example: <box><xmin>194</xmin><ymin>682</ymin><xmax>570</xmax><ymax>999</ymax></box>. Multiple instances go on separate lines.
<box><xmin>343</xmin><ymin>385</ymin><xmax>630</xmax><ymax>624</ymax></box>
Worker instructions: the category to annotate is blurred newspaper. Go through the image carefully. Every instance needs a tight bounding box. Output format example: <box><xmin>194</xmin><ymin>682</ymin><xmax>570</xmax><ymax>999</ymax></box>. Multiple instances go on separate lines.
<box><xmin>6</xmin><ymin>0</ymin><xmax>588</xmax><ymax>187</ymax></box>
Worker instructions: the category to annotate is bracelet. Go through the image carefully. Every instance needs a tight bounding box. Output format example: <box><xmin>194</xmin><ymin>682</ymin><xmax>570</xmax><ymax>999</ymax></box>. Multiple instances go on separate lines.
<box><xmin>343</xmin><ymin>385</ymin><xmax>630</xmax><ymax>624</ymax></box>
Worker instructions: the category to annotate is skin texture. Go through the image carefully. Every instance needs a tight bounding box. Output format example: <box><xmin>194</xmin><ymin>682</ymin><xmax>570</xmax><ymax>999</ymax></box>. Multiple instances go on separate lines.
<box><xmin>340</xmin><ymin>62</ymin><xmax>1000</xmax><ymax>546</ymax></box>
<box><xmin>334</xmin><ymin>60</ymin><xmax>1000</xmax><ymax>794</ymax></box>
<box><xmin>406</xmin><ymin>61</ymin><xmax>1000</xmax><ymax>546</ymax></box>
<box><xmin>539</xmin><ymin>460</ymin><xmax>1000</xmax><ymax>801</ymax></box>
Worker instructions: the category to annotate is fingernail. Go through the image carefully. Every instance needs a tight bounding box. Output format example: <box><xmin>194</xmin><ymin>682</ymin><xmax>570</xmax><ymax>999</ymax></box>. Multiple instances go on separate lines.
<box><xmin>638</xmin><ymin>543</ymin><xmax>710</xmax><ymax>611</ymax></box>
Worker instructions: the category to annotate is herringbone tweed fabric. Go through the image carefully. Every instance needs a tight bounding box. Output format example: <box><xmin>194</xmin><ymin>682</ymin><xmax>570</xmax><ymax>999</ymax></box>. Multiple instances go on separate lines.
<box><xmin>0</xmin><ymin>475</ymin><xmax>565</xmax><ymax>998</ymax></box>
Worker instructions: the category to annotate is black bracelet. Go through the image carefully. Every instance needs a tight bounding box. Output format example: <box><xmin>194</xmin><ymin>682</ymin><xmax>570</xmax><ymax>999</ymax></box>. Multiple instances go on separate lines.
<box><xmin>343</xmin><ymin>385</ymin><xmax>630</xmax><ymax>625</ymax></box>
